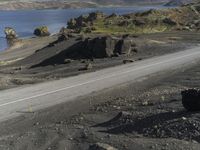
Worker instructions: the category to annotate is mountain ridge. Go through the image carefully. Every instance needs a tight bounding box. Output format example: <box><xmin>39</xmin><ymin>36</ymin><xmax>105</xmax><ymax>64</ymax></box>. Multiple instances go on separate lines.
<box><xmin>0</xmin><ymin>0</ymin><xmax>195</xmax><ymax>10</ymax></box>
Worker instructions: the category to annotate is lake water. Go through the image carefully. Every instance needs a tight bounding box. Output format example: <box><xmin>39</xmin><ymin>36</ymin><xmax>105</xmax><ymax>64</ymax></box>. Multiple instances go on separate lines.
<box><xmin>0</xmin><ymin>6</ymin><xmax>171</xmax><ymax>51</ymax></box>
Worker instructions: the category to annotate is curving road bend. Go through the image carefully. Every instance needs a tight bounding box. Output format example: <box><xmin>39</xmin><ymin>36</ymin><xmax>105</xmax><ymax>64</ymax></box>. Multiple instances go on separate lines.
<box><xmin>0</xmin><ymin>47</ymin><xmax>200</xmax><ymax>122</ymax></box>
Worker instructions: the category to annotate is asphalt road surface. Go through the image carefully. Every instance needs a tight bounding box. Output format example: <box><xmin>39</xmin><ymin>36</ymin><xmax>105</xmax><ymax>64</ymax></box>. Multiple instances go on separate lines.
<box><xmin>0</xmin><ymin>47</ymin><xmax>200</xmax><ymax>122</ymax></box>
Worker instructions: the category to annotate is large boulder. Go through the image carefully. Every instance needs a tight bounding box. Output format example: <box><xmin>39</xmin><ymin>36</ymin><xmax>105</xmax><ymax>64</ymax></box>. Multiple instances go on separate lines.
<box><xmin>34</xmin><ymin>26</ymin><xmax>50</xmax><ymax>37</ymax></box>
<box><xmin>83</xmin><ymin>36</ymin><xmax>136</xmax><ymax>58</ymax></box>
<box><xmin>31</xmin><ymin>35</ymin><xmax>137</xmax><ymax>67</ymax></box>
<box><xmin>116</xmin><ymin>37</ymin><xmax>135</xmax><ymax>55</ymax></box>
<box><xmin>84</xmin><ymin>36</ymin><xmax>118</xmax><ymax>58</ymax></box>
<box><xmin>181</xmin><ymin>89</ymin><xmax>200</xmax><ymax>111</ymax></box>
<box><xmin>4</xmin><ymin>27</ymin><xmax>17</xmax><ymax>40</ymax></box>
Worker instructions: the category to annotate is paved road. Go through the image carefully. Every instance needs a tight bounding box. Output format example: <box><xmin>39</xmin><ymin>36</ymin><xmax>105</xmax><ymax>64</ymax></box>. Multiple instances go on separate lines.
<box><xmin>0</xmin><ymin>47</ymin><xmax>200</xmax><ymax>122</ymax></box>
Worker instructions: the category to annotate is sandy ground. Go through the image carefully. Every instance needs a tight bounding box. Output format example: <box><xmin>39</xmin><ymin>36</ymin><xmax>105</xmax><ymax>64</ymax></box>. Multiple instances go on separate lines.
<box><xmin>0</xmin><ymin>31</ymin><xmax>200</xmax><ymax>91</ymax></box>
<box><xmin>0</xmin><ymin>53</ymin><xmax>200</xmax><ymax>149</ymax></box>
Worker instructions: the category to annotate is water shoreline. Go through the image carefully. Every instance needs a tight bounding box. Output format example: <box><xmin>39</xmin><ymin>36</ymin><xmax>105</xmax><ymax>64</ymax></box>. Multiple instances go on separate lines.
<box><xmin>0</xmin><ymin>5</ymin><xmax>174</xmax><ymax>51</ymax></box>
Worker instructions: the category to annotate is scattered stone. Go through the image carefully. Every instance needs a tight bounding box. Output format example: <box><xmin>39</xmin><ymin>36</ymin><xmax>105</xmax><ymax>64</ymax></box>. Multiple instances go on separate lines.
<box><xmin>64</xmin><ymin>59</ymin><xmax>72</xmax><ymax>64</ymax></box>
<box><xmin>85</xmin><ymin>63</ymin><xmax>93</xmax><ymax>70</ymax></box>
<box><xmin>181</xmin><ymin>88</ymin><xmax>200</xmax><ymax>111</ymax></box>
<box><xmin>182</xmin><ymin>117</ymin><xmax>187</xmax><ymax>121</ymax></box>
<box><xmin>141</xmin><ymin>101</ymin><xmax>154</xmax><ymax>106</ymax></box>
<box><xmin>123</xmin><ymin>59</ymin><xmax>134</xmax><ymax>64</ymax></box>
<box><xmin>69</xmin><ymin>137</ymin><xmax>73</xmax><ymax>140</ymax></box>
<box><xmin>80</xmin><ymin>63</ymin><xmax>93</xmax><ymax>71</ymax></box>
<box><xmin>34</xmin><ymin>26</ymin><xmax>50</xmax><ymax>37</ymax></box>
<box><xmin>112</xmin><ymin>53</ymin><xmax>120</xmax><ymax>57</ymax></box>
<box><xmin>83</xmin><ymin>36</ymin><xmax>136</xmax><ymax>58</ymax></box>
<box><xmin>142</xmin><ymin>101</ymin><xmax>149</xmax><ymax>106</ymax></box>
<box><xmin>89</xmin><ymin>143</ymin><xmax>118</xmax><ymax>150</ymax></box>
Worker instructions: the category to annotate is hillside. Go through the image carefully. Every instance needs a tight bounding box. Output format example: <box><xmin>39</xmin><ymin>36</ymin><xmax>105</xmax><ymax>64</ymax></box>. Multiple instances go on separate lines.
<box><xmin>66</xmin><ymin>1</ymin><xmax>200</xmax><ymax>34</ymax></box>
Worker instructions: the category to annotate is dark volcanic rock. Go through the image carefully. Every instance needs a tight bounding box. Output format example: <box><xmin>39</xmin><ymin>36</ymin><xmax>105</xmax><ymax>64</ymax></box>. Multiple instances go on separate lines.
<box><xmin>31</xmin><ymin>35</ymin><xmax>136</xmax><ymax>67</ymax></box>
<box><xmin>84</xmin><ymin>36</ymin><xmax>118</xmax><ymax>58</ymax></box>
<box><xmin>181</xmin><ymin>89</ymin><xmax>200</xmax><ymax>111</ymax></box>
<box><xmin>84</xmin><ymin>36</ymin><xmax>136</xmax><ymax>58</ymax></box>
<box><xmin>163</xmin><ymin>18</ymin><xmax>177</xmax><ymax>26</ymax></box>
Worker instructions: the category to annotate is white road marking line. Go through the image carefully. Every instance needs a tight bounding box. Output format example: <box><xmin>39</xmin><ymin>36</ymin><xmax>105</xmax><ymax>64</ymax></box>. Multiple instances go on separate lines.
<box><xmin>0</xmin><ymin>51</ymin><xmax>200</xmax><ymax>108</ymax></box>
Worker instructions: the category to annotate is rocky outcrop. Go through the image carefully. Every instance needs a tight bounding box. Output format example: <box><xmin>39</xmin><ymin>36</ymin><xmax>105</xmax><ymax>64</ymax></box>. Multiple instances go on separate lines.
<box><xmin>34</xmin><ymin>26</ymin><xmax>50</xmax><ymax>37</ymax></box>
<box><xmin>67</xmin><ymin>11</ymin><xmax>105</xmax><ymax>31</ymax></box>
<box><xmin>84</xmin><ymin>36</ymin><xmax>118</xmax><ymax>58</ymax></box>
<box><xmin>83</xmin><ymin>36</ymin><xmax>136</xmax><ymax>58</ymax></box>
<box><xmin>181</xmin><ymin>89</ymin><xmax>200</xmax><ymax>111</ymax></box>
<box><xmin>31</xmin><ymin>35</ymin><xmax>137</xmax><ymax>68</ymax></box>
<box><xmin>4</xmin><ymin>27</ymin><xmax>17</xmax><ymax>40</ymax></box>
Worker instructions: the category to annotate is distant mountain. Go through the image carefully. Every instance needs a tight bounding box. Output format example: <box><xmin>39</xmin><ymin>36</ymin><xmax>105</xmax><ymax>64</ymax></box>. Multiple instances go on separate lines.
<box><xmin>0</xmin><ymin>0</ymin><xmax>195</xmax><ymax>10</ymax></box>
<box><xmin>164</xmin><ymin>0</ymin><xmax>192</xmax><ymax>6</ymax></box>
<box><xmin>91</xmin><ymin>0</ymin><xmax>170</xmax><ymax>5</ymax></box>
<box><xmin>91</xmin><ymin>0</ymin><xmax>193</xmax><ymax>5</ymax></box>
